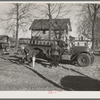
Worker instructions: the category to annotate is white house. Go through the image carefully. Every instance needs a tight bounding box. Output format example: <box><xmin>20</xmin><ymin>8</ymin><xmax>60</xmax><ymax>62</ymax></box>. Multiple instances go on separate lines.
<box><xmin>77</xmin><ymin>32</ymin><xmax>92</xmax><ymax>48</ymax></box>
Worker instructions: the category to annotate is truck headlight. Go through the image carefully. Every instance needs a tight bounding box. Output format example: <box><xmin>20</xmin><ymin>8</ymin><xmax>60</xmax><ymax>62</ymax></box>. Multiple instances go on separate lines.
<box><xmin>20</xmin><ymin>45</ymin><xmax>25</xmax><ymax>50</ymax></box>
<box><xmin>89</xmin><ymin>49</ymin><xmax>93</xmax><ymax>54</ymax></box>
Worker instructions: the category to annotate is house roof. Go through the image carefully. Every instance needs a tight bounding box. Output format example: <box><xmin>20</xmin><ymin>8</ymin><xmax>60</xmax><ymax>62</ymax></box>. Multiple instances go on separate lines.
<box><xmin>0</xmin><ymin>35</ymin><xmax>9</xmax><ymax>40</ymax></box>
<box><xmin>29</xmin><ymin>19</ymin><xmax>72</xmax><ymax>31</ymax></box>
<box><xmin>82</xmin><ymin>32</ymin><xmax>91</xmax><ymax>39</ymax></box>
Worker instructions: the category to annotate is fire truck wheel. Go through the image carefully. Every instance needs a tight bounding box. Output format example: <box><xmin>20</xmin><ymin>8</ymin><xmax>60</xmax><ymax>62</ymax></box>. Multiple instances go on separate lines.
<box><xmin>36</xmin><ymin>51</ymin><xmax>47</xmax><ymax>59</ymax></box>
<box><xmin>17</xmin><ymin>49</ymin><xmax>23</xmax><ymax>55</ymax></box>
<box><xmin>77</xmin><ymin>53</ymin><xmax>91</xmax><ymax>67</ymax></box>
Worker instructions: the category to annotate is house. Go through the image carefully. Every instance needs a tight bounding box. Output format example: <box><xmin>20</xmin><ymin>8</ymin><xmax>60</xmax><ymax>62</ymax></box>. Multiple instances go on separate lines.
<box><xmin>77</xmin><ymin>32</ymin><xmax>92</xmax><ymax>48</ymax></box>
<box><xmin>77</xmin><ymin>17</ymin><xmax>100</xmax><ymax>49</ymax></box>
<box><xmin>78</xmin><ymin>31</ymin><xmax>91</xmax><ymax>41</ymax></box>
<box><xmin>29</xmin><ymin>19</ymin><xmax>72</xmax><ymax>40</ymax></box>
<box><xmin>0</xmin><ymin>35</ymin><xmax>10</xmax><ymax>49</ymax></box>
<box><xmin>0</xmin><ymin>35</ymin><xmax>9</xmax><ymax>43</ymax></box>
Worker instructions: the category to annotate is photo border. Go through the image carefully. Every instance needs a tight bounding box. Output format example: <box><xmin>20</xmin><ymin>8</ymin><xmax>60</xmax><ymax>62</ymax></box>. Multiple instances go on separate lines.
<box><xmin>0</xmin><ymin>0</ymin><xmax>100</xmax><ymax>99</ymax></box>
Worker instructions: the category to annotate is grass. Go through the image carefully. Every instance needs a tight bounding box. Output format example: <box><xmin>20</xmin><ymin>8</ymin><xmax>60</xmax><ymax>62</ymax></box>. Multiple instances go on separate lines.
<box><xmin>0</xmin><ymin>52</ymin><xmax>100</xmax><ymax>91</ymax></box>
<box><xmin>0</xmin><ymin>58</ymin><xmax>64</xmax><ymax>91</ymax></box>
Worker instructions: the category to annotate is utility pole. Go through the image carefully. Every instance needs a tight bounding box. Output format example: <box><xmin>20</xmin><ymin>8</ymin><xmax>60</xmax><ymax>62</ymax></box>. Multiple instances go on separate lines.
<box><xmin>48</xmin><ymin>3</ymin><xmax>52</xmax><ymax>40</ymax></box>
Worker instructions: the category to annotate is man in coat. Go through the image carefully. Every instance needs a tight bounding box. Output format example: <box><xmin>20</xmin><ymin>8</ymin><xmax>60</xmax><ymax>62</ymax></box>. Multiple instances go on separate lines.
<box><xmin>49</xmin><ymin>41</ymin><xmax>60</xmax><ymax>68</ymax></box>
<box><xmin>21</xmin><ymin>45</ymin><xmax>38</xmax><ymax>67</ymax></box>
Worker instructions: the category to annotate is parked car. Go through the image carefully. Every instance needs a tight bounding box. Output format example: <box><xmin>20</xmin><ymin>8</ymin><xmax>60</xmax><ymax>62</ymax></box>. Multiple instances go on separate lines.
<box><xmin>0</xmin><ymin>35</ymin><xmax>10</xmax><ymax>54</ymax></box>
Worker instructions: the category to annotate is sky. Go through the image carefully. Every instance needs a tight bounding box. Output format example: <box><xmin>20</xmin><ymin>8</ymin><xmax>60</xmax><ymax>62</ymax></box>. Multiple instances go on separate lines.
<box><xmin>0</xmin><ymin>3</ymin><xmax>82</xmax><ymax>38</ymax></box>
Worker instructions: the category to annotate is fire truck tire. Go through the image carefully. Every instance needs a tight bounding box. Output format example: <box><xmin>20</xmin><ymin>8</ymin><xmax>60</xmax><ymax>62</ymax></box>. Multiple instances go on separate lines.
<box><xmin>17</xmin><ymin>49</ymin><xmax>23</xmax><ymax>55</ymax></box>
<box><xmin>36</xmin><ymin>50</ymin><xmax>47</xmax><ymax>59</ymax></box>
<box><xmin>77</xmin><ymin>53</ymin><xmax>91</xmax><ymax>67</ymax></box>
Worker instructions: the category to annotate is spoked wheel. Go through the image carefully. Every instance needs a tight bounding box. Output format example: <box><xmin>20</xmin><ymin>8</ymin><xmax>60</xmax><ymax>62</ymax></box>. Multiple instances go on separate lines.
<box><xmin>77</xmin><ymin>53</ymin><xmax>91</xmax><ymax>67</ymax></box>
<box><xmin>17</xmin><ymin>49</ymin><xmax>23</xmax><ymax>55</ymax></box>
<box><xmin>36</xmin><ymin>51</ymin><xmax>47</xmax><ymax>59</ymax></box>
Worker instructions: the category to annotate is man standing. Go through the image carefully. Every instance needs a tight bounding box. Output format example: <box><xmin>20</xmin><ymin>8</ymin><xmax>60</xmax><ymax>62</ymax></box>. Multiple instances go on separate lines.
<box><xmin>49</xmin><ymin>41</ymin><xmax>60</xmax><ymax>68</ymax></box>
<box><xmin>22</xmin><ymin>45</ymin><xmax>39</xmax><ymax>67</ymax></box>
<box><xmin>20</xmin><ymin>45</ymin><xmax>30</xmax><ymax>64</ymax></box>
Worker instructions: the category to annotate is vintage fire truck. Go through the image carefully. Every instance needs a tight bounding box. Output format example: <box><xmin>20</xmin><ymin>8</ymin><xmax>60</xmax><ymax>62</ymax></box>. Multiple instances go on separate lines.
<box><xmin>17</xmin><ymin>38</ymin><xmax>94</xmax><ymax>67</ymax></box>
<box><xmin>17</xmin><ymin>19</ymin><xmax>94</xmax><ymax>67</ymax></box>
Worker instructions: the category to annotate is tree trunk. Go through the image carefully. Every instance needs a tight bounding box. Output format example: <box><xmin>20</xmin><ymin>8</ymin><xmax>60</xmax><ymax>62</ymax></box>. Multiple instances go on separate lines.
<box><xmin>91</xmin><ymin>5</ymin><xmax>97</xmax><ymax>51</ymax></box>
<box><xmin>91</xmin><ymin>19</ymin><xmax>95</xmax><ymax>51</ymax></box>
<box><xmin>48</xmin><ymin>4</ymin><xmax>52</xmax><ymax>40</ymax></box>
<box><xmin>15</xmin><ymin>3</ymin><xmax>19</xmax><ymax>49</ymax></box>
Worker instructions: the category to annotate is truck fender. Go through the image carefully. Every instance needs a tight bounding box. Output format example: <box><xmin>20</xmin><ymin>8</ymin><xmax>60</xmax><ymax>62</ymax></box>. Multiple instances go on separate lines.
<box><xmin>70</xmin><ymin>53</ymin><xmax>78</xmax><ymax>61</ymax></box>
<box><xmin>70</xmin><ymin>52</ymin><xmax>91</xmax><ymax>61</ymax></box>
<box><xmin>33</xmin><ymin>47</ymin><xmax>48</xmax><ymax>57</ymax></box>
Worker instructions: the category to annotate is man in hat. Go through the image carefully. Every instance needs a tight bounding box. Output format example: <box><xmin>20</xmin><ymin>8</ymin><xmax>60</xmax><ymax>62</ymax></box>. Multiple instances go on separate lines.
<box><xmin>49</xmin><ymin>41</ymin><xmax>60</xmax><ymax>68</ymax></box>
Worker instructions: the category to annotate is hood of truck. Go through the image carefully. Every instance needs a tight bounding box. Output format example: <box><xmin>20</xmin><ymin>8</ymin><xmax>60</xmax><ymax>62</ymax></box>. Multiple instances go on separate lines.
<box><xmin>70</xmin><ymin>46</ymin><xmax>90</xmax><ymax>54</ymax></box>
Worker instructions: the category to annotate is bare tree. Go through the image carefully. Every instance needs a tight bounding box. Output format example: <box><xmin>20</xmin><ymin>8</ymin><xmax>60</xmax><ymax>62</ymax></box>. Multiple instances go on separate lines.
<box><xmin>88</xmin><ymin>4</ymin><xmax>100</xmax><ymax>50</ymax></box>
<box><xmin>48</xmin><ymin>4</ymin><xmax>52</xmax><ymax>40</ymax></box>
<box><xmin>0</xmin><ymin>3</ymin><xmax>37</xmax><ymax>48</ymax></box>
<box><xmin>36</xmin><ymin>3</ymin><xmax>70</xmax><ymax>40</ymax></box>
<box><xmin>78</xmin><ymin>4</ymin><xmax>100</xmax><ymax>50</ymax></box>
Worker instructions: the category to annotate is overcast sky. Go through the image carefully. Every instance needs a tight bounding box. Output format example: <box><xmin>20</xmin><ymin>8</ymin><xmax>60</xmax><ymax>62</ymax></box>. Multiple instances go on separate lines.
<box><xmin>0</xmin><ymin>3</ymin><xmax>82</xmax><ymax>38</ymax></box>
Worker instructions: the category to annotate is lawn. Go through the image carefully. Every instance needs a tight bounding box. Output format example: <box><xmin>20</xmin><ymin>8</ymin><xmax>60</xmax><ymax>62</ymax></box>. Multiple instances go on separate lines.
<box><xmin>0</xmin><ymin>52</ymin><xmax>100</xmax><ymax>91</ymax></box>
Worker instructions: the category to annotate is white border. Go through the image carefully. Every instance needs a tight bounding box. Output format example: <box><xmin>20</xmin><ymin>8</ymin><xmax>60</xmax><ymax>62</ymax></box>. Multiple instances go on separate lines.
<box><xmin>0</xmin><ymin>1</ymin><xmax>100</xmax><ymax>3</ymax></box>
<box><xmin>0</xmin><ymin>91</ymin><xmax>100</xmax><ymax>98</ymax></box>
<box><xmin>0</xmin><ymin>1</ymin><xmax>100</xmax><ymax>98</ymax></box>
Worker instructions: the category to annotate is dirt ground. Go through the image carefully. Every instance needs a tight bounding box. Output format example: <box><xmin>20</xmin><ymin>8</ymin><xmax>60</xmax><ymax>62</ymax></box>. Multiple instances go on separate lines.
<box><xmin>0</xmin><ymin>50</ymin><xmax>100</xmax><ymax>91</ymax></box>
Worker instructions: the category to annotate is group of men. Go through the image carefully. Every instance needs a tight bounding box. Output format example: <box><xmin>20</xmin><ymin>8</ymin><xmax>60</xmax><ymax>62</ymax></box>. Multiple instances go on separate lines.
<box><xmin>22</xmin><ymin>41</ymin><xmax>61</xmax><ymax>68</ymax></box>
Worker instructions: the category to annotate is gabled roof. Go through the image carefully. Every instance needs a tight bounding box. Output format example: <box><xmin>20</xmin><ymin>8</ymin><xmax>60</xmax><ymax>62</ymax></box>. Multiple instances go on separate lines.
<box><xmin>82</xmin><ymin>32</ymin><xmax>91</xmax><ymax>39</ymax></box>
<box><xmin>0</xmin><ymin>35</ymin><xmax>9</xmax><ymax>40</ymax></box>
<box><xmin>29</xmin><ymin>19</ymin><xmax>72</xmax><ymax>31</ymax></box>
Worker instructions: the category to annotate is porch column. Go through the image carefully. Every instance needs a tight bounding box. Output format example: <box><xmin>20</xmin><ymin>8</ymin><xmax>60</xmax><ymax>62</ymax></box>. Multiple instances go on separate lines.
<box><xmin>31</xmin><ymin>30</ymin><xmax>34</xmax><ymax>38</ymax></box>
